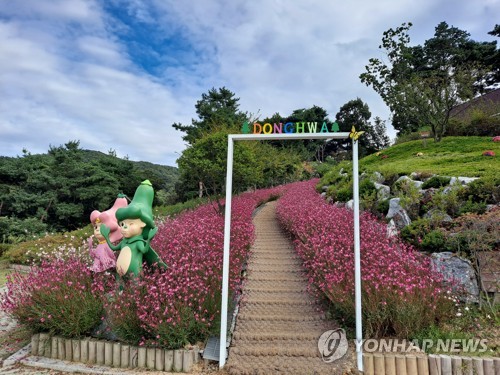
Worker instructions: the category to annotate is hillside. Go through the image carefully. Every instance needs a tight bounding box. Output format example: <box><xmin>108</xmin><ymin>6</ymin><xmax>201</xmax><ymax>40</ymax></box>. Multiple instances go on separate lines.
<box><xmin>81</xmin><ymin>149</ymin><xmax>179</xmax><ymax>191</ymax></box>
<box><xmin>359</xmin><ymin>136</ymin><xmax>499</xmax><ymax>178</ymax></box>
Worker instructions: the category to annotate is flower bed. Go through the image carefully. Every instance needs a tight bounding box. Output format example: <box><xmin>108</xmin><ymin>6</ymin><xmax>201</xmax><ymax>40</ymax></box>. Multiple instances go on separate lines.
<box><xmin>275</xmin><ymin>180</ymin><xmax>455</xmax><ymax>338</ymax></box>
<box><xmin>1</xmin><ymin>187</ymin><xmax>284</xmax><ymax>352</ymax></box>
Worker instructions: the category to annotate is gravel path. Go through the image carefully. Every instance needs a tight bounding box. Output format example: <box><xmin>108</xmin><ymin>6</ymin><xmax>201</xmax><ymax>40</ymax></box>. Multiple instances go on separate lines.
<box><xmin>226</xmin><ymin>202</ymin><xmax>353</xmax><ymax>374</ymax></box>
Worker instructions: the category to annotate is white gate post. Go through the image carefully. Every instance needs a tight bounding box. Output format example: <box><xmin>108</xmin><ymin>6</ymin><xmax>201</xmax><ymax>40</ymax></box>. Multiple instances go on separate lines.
<box><xmin>219</xmin><ymin>136</ymin><xmax>234</xmax><ymax>368</ymax></box>
<box><xmin>352</xmin><ymin>139</ymin><xmax>363</xmax><ymax>371</ymax></box>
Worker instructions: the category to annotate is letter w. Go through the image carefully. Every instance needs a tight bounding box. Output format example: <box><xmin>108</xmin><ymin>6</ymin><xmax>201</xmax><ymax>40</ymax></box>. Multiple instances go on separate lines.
<box><xmin>307</xmin><ymin>122</ymin><xmax>317</xmax><ymax>132</ymax></box>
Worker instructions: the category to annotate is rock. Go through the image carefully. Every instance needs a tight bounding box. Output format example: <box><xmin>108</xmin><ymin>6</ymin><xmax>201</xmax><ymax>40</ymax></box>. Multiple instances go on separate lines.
<box><xmin>386</xmin><ymin>219</ymin><xmax>398</xmax><ymax>238</ymax></box>
<box><xmin>371</xmin><ymin>171</ymin><xmax>384</xmax><ymax>184</ymax></box>
<box><xmin>431</xmin><ymin>252</ymin><xmax>479</xmax><ymax>303</ymax></box>
<box><xmin>423</xmin><ymin>209</ymin><xmax>453</xmax><ymax>223</ymax></box>
<box><xmin>450</xmin><ymin>176</ymin><xmax>480</xmax><ymax>185</ymax></box>
<box><xmin>374</xmin><ymin>183</ymin><xmax>390</xmax><ymax>200</ymax></box>
<box><xmin>320</xmin><ymin>192</ymin><xmax>327</xmax><ymax>198</ymax></box>
<box><xmin>345</xmin><ymin>200</ymin><xmax>354</xmax><ymax>210</ymax></box>
<box><xmin>322</xmin><ymin>186</ymin><xmax>329</xmax><ymax>192</ymax></box>
<box><xmin>386</xmin><ymin>198</ymin><xmax>412</xmax><ymax>229</ymax></box>
<box><xmin>396</xmin><ymin>175</ymin><xmax>424</xmax><ymax>189</ymax></box>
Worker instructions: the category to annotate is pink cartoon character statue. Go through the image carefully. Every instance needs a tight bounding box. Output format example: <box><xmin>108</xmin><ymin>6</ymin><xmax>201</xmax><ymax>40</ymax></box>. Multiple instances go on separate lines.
<box><xmin>89</xmin><ymin>194</ymin><xmax>128</xmax><ymax>272</ymax></box>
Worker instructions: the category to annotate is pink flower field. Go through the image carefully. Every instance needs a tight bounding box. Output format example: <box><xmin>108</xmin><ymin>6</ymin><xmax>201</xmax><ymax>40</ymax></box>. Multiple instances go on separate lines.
<box><xmin>2</xmin><ymin>179</ymin><xmax>456</xmax><ymax>348</ymax></box>
<box><xmin>2</xmin><ymin>187</ymin><xmax>284</xmax><ymax>348</ymax></box>
<box><xmin>276</xmin><ymin>180</ymin><xmax>455</xmax><ymax>337</ymax></box>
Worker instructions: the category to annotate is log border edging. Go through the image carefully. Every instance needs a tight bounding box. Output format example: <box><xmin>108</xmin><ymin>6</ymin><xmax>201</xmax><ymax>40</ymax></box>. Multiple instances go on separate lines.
<box><xmin>363</xmin><ymin>352</ymin><xmax>500</xmax><ymax>375</ymax></box>
<box><xmin>30</xmin><ymin>333</ymin><xmax>200</xmax><ymax>373</ymax></box>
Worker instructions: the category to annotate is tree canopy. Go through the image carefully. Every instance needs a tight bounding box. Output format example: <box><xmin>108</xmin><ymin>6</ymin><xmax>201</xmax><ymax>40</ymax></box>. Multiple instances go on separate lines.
<box><xmin>360</xmin><ymin>21</ymin><xmax>499</xmax><ymax>141</ymax></box>
<box><xmin>0</xmin><ymin>141</ymin><xmax>178</xmax><ymax>239</ymax></box>
<box><xmin>335</xmin><ymin>98</ymin><xmax>390</xmax><ymax>156</ymax></box>
<box><xmin>172</xmin><ymin>87</ymin><xmax>249</xmax><ymax>145</ymax></box>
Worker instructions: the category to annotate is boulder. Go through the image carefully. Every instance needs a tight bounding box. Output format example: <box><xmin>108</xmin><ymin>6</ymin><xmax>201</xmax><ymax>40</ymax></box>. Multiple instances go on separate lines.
<box><xmin>423</xmin><ymin>209</ymin><xmax>453</xmax><ymax>223</ymax></box>
<box><xmin>396</xmin><ymin>175</ymin><xmax>424</xmax><ymax>189</ymax></box>
<box><xmin>374</xmin><ymin>183</ymin><xmax>391</xmax><ymax>200</ymax></box>
<box><xmin>431</xmin><ymin>252</ymin><xmax>479</xmax><ymax>303</ymax></box>
<box><xmin>371</xmin><ymin>171</ymin><xmax>384</xmax><ymax>184</ymax></box>
<box><xmin>386</xmin><ymin>198</ymin><xmax>412</xmax><ymax>229</ymax></box>
<box><xmin>449</xmin><ymin>177</ymin><xmax>480</xmax><ymax>186</ymax></box>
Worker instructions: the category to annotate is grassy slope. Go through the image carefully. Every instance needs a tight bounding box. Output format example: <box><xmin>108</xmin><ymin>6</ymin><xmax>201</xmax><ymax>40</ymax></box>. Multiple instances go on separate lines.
<box><xmin>360</xmin><ymin>136</ymin><xmax>499</xmax><ymax>178</ymax></box>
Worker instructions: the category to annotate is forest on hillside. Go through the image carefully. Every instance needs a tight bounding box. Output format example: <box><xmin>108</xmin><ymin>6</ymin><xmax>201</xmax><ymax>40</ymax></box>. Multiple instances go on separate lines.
<box><xmin>0</xmin><ymin>141</ymin><xmax>178</xmax><ymax>242</ymax></box>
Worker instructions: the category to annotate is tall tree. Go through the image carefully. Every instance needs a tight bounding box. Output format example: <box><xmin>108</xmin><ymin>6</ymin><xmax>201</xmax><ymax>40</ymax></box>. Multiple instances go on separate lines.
<box><xmin>360</xmin><ymin>22</ymin><xmax>498</xmax><ymax>141</ymax></box>
<box><xmin>176</xmin><ymin>129</ymin><xmax>262</xmax><ymax>199</ymax></box>
<box><xmin>335</xmin><ymin>98</ymin><xmax>388</xmax><ymax>156</ymax></box>
<box><xmin>172</xmin><ymin>87</ymin><xmax>248</xmax><ymax>145</ymax></box>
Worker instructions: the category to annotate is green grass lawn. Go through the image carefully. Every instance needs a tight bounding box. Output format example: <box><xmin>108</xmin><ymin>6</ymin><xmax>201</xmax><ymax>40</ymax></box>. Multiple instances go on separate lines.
<box><xmin>361</xmin><ymin>136</ymin><xmax>499</xmax><ymax>178</ymax></box>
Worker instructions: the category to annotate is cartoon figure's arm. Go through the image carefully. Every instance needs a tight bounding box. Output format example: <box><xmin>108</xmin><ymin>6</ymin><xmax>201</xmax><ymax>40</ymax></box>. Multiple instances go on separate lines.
<box><xmin>100</xmin><ymin>224</ymin><xmax>122</xmax><ymax>251</ymax></box>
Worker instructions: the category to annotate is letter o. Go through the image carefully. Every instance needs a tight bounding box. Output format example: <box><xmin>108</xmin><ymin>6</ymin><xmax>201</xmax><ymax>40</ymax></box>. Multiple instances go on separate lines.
<box><xmin>263</xmin><ymin>123</ymin><xmax>273</xmax><ymax>134</ymax></box>
<box><xmin>364</xmin><ymin>339</ymin><xmax>378</xmax><ymax>352</ymax></box>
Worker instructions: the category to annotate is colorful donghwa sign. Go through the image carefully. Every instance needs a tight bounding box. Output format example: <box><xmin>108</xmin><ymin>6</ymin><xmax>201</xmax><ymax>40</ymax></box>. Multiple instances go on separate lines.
<box><xmin>242</xmin><ymin>121</ymin><xmax>340</xmax><ymax>134</ymax></box>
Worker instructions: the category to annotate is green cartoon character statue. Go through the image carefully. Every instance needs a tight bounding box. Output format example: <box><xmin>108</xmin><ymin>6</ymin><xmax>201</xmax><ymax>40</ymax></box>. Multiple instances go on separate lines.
<box><xmin>100</xmin><ymin>180</ymin><xmax>166</xmax><ymax>278</ymax></box>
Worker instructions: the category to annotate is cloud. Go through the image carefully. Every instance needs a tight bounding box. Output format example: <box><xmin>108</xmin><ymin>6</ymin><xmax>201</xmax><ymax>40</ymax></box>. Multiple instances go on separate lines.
<box><xmin>1</xmin><ymin>0</ymin><xmax>499</xmax><ymax>165</ymax></box>
<box><xmin>0</xmin><ymin>1</ymin><xmax>191</xmax><ymax>165</ymax></box>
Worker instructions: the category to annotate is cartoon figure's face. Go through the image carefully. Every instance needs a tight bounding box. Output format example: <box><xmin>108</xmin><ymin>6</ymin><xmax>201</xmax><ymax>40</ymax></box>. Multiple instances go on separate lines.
<box><xmin>119</xmin><ymin>218</ymin><xmax>146</xmax><ymax>238</ymax></box>
<box><xmin>93</xmin><ymin>223</ymin><xmax>105</xmax><ymax>241</ymax></box>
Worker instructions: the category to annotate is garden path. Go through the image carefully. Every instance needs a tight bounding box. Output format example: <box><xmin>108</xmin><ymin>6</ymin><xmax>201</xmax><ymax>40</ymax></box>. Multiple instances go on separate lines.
<box><xmin>226</xmin><ymin>201</ymin><xmax>352</xmax><ymax>374</ymax></box>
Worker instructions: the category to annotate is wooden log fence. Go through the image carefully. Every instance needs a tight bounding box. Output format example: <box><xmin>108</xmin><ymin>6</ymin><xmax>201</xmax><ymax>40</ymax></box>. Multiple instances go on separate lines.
<box><xmin>30</xmin><ymin>334</ymin><xmax>499</xmax><ymax>374</ymax></box>
<box><xmin>363</xmin><ymin>353</ymin><xmax>500</xmax><ymax>375</ymax></box>
<box><xmin>30</xmin><ymin>334</ymin><xmax>200</xmax><ymax>373</ymax></box>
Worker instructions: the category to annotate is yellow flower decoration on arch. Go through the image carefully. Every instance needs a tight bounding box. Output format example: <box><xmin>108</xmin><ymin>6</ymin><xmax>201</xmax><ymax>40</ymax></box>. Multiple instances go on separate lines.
<box><xmin>349</xmin><ymin>126</ymin><xmax>365</xmax><ymax>141</ymax></box>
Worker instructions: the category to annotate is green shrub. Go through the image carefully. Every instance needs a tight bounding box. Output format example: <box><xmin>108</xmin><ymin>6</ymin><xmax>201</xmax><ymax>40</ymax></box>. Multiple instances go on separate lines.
<box><xmin>336</xmin><ymin>185</ymin><xmax>353</xmax><ymax>202</ymax></box>
<box><xmin>422</xmin><ymin>176</ymin><xmax>451</xmax><ymax>189</ymax></box>
<box><xmin>424</xmin><ymin>184</ymin><xmax>463</xmax><ymax>218</ymax></box>
<box><xmin>420</xmin><ymin>230</ymin><xmax>447</xmax><ymax>253</ymax></box>
<box><xmin>359</xmin><ymin>179</ymin><xmax>377</xmax><ymax>196</ymax></box>
<box><xmin>459</xmin><ymin>176</ymin><xmax>500</xmax><ymax>204</ymax></box>
<box><xmin>470</xmin><ymin>116</ymin><xmax>500</xmax><ymax>137</ymax></box>
<box><xmin>0</xmin><ymin>217</ymin><xmax>48</xmax><ymax>244</ymax></box>
<box><xmin>376</xmin><ymin>199</ymin><xmax>390</xmax><ymax>216</ymax></box>
<box><xmin>444</xmin><ymin>209</ymin><xmax>500</xmax><ymax>254</ymax></box>
<box><xmin>458</xmin><ymin>200</ymin><xmax>487</xmax><ymax>216</ymax></box>
<box><xmin>411</xmin><ymin>325</ymin><xmax>472</xmax><ymax>354</ymax></box>
<box><xmin>400</xmin><ymin>219</ymin><xmax>433</xmax><ymax>247</ymax></box>
<box><xmin>394</xmin><ymin>180</ymin><xmax>421</xmax><ymax>219</ymax></box>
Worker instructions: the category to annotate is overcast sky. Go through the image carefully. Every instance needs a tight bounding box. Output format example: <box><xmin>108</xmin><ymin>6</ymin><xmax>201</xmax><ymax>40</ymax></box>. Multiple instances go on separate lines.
<box><xmin>0</xmin><ymin>0</ymin><xmax>498</xmax><ymax>166</ymax></box>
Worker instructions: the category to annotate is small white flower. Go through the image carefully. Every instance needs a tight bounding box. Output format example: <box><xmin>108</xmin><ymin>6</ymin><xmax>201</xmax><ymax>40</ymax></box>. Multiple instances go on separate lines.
<box><xmin>456</xmin><ymin>312</ymin><xmax>462</xmax><ymax>317</ymax></box>
<box><xmin>465</xmin><ymin>306</ymin><xmax>469</xmax><ymax>311</ymax></box>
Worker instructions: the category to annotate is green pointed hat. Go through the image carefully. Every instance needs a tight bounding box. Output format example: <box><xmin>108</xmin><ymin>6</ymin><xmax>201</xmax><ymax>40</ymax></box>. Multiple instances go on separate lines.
<box><xmin>116</xmin><ymin>180</ymin><xmax>155</xmax><ymax>228</ymax></box>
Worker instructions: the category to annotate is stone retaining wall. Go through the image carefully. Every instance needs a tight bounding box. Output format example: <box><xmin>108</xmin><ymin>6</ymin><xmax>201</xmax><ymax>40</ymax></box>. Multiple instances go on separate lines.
<box><xmin>363</xmin><ymin>353</ymin><xmax>500</xmax><ymax>375</ymax></box>
<box><xmin>31</xmin><ymin>333</ymin><xmax>200</xmax><ymax>372</ymax></box>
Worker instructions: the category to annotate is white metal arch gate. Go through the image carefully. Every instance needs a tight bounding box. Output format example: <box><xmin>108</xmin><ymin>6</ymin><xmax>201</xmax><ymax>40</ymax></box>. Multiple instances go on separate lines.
<box><xmin>220</xmin><ymin>132</ymin><xmax>363</xmax><ymax>371</ymax></box>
